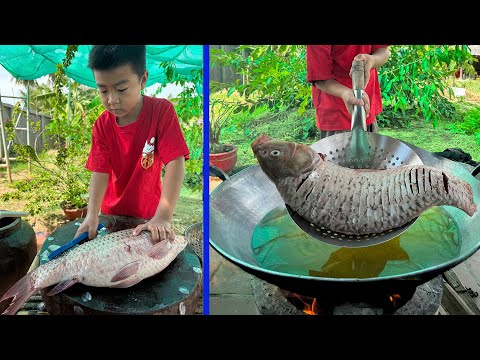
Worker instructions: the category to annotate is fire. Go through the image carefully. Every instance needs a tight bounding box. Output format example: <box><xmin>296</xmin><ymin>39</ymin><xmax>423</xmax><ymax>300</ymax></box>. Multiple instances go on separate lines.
<box><xmin>389</xmin><ymin>293</ymin><xmax>401</xmax><ymax>307</ymax></box>
<box><xmin>284</xmin><ymin>291</ymin><xmax>320</xmax><ymax>315</ymax></box>
<box><xmin>303</xmin><ymin>298</ymin><xmax>318</xmax><ymax>315</ymax></box>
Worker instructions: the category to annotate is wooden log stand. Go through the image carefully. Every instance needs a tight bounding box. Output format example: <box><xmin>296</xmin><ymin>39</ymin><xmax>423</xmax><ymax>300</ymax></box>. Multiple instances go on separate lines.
<box><xmin>38</xmin><ymin>215</ymin><xmax>202</xmax><ymax>315</ymax></box>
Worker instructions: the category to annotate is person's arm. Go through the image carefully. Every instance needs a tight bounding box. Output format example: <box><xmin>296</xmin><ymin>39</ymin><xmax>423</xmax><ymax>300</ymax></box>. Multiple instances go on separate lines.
<box><xmin>313</xmin><ymin>79</ymin><xmax>370</xmax><ymax>117</ymax></box>
<box><xmin>132</xmin><ymin>156</ymin><xmax>185</xmax><ymax>242</ymax></box>
<box><xmin>74</xmin><ymin>172</ymin><xmax>109</xmax><ymax>239</ymax></box>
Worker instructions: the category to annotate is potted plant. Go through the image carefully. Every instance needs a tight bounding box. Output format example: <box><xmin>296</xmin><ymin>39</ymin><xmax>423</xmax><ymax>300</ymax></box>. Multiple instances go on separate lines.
<box><xmin>209</xmin><ymin>89</ymin><xmax>254</xmax><ymax>174</ymax></box>
<box><xmin>58</xmin><ymin>169</ymin><xmax>89</xmax><ymax>220</ymax></box>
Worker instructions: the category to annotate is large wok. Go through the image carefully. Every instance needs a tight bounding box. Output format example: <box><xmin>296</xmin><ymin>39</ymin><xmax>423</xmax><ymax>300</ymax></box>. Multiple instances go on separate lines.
<box><xmin>209</xmin><ymin>141</ymin><xmax>480</xmax><ymax>298</ymax></box>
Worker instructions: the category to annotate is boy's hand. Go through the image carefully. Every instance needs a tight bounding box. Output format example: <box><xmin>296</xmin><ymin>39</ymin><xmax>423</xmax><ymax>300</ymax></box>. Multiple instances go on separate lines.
<box><xmin>341</xmin><ymin>89</ymin><xmax>370</xmax><ymax>118</ymax></box>
<box><xmin>132</xmin><ymin>218</ymin><xmax>174</xmax><ymax>243</ymax></box>
<box><xmin>74</xmin><ymin>216</ymin><xmax>100</xmax><ymax>240</ymax></box>
<box><xmin>351</xmin><ymin>53</ymin><xmax>374</xmax><ymax>87</ymax></box>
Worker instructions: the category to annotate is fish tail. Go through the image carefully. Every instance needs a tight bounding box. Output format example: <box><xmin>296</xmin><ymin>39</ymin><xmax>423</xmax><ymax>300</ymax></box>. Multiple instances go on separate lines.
<box><xmin>455</xmin><ymin>180</ymin><xmax>476</xmax><ymax>216</ymax></box>
<box><xmin>1</xmin><ymin>272</ymin><xmax>37</xmax><ymax>315</ymax></box>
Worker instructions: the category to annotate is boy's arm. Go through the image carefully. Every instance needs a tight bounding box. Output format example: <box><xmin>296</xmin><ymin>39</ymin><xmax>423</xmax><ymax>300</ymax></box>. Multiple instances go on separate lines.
<box><xmin>74</xmin><ymin>172</ymin><xmax>109</xmax><ymax>239</ymax></box>
<box><xmin>313</xmin><ymin>79</ymin><xmax>370</xmax><ymax>117</ymax></box>
<box><xmin>132</xmin><ymin>155</ymin><xmax>185</xmax><ymax>242</ymax></box>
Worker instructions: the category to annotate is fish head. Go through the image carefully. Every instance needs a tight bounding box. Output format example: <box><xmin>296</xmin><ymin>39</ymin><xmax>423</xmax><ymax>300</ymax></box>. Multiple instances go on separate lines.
<box><xmin>251</xmin><ymin>134</ymin><xmax>320</xmax><ymax>181</ymax></box>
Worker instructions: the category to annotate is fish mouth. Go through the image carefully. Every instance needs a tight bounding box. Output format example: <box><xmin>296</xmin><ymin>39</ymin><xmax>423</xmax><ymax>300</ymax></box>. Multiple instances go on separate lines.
<box><xmin>251</xmin><ymin>134</ymin><xmax>272</xmax><ymax>152</ymax></box>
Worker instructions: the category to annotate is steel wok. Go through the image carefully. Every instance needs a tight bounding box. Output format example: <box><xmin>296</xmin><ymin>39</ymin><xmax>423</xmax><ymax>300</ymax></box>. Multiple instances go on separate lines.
<box><xmin>209</xmin><ymin>141</ymin><xmax>480</xmax><ymax>297</ymax></box>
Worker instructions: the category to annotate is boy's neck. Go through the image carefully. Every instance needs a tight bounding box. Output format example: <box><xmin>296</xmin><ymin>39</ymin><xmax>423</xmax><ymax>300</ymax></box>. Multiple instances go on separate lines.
<box><xmin>116</xmin><ymin>96</ymin><xmax>145</xmax><ymax>126</ymax></box>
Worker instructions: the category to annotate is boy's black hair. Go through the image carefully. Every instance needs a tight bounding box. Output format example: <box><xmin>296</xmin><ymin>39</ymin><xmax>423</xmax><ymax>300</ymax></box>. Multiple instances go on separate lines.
<box><xmin>88</xmin><ymin>45</ymin><xmax>146</xmax><ymax>78</ymax></box>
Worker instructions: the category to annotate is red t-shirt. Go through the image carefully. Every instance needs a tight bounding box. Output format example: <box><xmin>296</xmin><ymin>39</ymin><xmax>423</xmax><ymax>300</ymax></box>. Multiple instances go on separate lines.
<box><xmin>86</xmin><ymin>96</ymin><xmax>190</xmax><ymax>219</ymax></box>
<box><xmin>306</xmin><ymin>45</ymin><xmax>388</xmax><ymax>131</ymax></box>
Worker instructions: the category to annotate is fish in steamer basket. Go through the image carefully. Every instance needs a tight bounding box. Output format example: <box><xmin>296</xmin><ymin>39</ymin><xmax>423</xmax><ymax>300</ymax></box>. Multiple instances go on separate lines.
<box><xmin>251</xmin><ymin>134</ymin><xmax>477</xmax><ymax>236</ymax></box>
<box><xmin>1</xmin><ymin>229</ymin><xmax>187</xmax><ymax>315</ymax></box>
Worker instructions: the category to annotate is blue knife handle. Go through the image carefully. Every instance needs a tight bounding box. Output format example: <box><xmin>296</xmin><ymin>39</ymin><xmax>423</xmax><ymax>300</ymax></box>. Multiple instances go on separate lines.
<box><xmin>48</xmin><ymin>223</ymin><xmax>105</xmax><ymax>261</ymax></box>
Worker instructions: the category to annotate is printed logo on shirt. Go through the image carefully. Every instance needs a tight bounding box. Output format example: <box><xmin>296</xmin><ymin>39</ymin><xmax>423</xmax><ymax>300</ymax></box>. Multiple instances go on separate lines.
<box><xmin>141</xmin><ymin>137</ymin><xmax>155</xmax><ymax>169</ymax></box>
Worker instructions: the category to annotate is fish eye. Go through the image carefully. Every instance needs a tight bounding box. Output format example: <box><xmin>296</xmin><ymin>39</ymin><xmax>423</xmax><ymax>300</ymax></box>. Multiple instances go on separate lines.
<box><xmin>270</xmin><ymin>150</ymin><xmax>281</xmax><ymax>157</ymax></box>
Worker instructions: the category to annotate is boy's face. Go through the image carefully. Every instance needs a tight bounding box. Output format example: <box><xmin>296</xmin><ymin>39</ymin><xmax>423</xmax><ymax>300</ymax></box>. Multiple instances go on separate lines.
<box><xmin>94</xmin><ymin>64</ymin><xmax>148</xmax><ymax>123</ymax></box>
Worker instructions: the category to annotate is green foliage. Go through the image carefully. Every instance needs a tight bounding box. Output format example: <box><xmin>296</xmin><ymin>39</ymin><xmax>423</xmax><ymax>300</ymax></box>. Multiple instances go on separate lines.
<box><xmin>1</xmin><ymin>144</ymin><xmax>90</xmax><ymax>215</ymax></box>
<box><xmin>379</xmin><ymin>45</ymin><xmax>473</xmax><ymax>127</ymax></box>
<box><xmin>377</xmin><ymin>96</ymin><xmax>460</xmax><ymax>128</ymax></box>
<box><xmin>156</xmin><ymin>62</ymin><xmax>203</xmax><ymax>191</ymax></box>
<box><xmin>209</xmin><ymin>89</ymin><xmax>255</xmax><ymax>151</ymax></box>
<box><xmin>211</xmin><ymin>45</ymin><xmax>310</xmax><ymax>113</ymax></box>
<box><xmin>449</xmin><ymin>106</ymin><xmax>480</xmax><ymax>144</ymax></box>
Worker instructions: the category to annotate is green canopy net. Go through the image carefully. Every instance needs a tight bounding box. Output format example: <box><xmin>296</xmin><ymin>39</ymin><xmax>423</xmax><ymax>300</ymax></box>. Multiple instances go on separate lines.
<box><xmin>0</xmin><ymin>45</ymin><xmax>203</xmax><ymax>88</ymax></box>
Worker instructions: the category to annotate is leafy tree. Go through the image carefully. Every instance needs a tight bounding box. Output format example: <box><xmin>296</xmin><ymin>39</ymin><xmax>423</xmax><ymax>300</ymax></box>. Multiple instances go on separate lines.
<box><xmin>378</xmin><ymin>45</ymin><xmax>474</xmax><ymax>127</ymax></box>
<box><xmin>156</xmin><ymin>61</ymin><xmax>203</xmax><ymax>191</ymax></box>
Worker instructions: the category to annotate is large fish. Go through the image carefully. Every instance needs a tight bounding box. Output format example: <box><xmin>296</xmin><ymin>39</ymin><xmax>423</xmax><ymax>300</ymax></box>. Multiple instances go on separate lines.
<box><xmin>251</xmin><ymin>134</ymin><xmax>477</xmax><ymax>235</ymax></box>
<box><xmin>0</xmin><ymin>229</ymin><xmax>187</xmax><ymax>315</ymax></box>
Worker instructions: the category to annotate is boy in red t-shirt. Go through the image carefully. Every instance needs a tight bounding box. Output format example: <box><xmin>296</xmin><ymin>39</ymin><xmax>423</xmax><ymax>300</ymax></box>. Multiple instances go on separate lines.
<box><xmin>74</xmin><ymin>45</ymin><xmax>190</xmax><ymax>243</ymax></box>
<box><xmin>306</xmin><ymin>45</ymin><xmax>390</xmax><ymax>138</ymax></box>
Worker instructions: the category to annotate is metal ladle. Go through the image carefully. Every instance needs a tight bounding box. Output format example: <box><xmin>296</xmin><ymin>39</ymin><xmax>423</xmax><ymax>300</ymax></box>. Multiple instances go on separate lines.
<box><xmin>285</xmin><ymin>61</ymin><xmax>424</xmax><ymax>247</ymax></box>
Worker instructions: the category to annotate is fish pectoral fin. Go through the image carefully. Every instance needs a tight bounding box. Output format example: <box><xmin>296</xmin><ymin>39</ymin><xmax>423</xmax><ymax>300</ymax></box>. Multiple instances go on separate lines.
<box><xmin>47</xmin><ymin>277</ymin><xmax>80</xmax><ymax>296</ymax></box>
<box><xmin>110</xmin><ymin>277</ymin><xmax>142</xmax><ymax>288</ymax></box>
<box><xmin>110</xmin><ymin>260</ymin><xmax>142</xmax><ymax>282</ymax></box>
<box><xmin>147</xmin><ymin>240</ymin><xmax>172</xmax><ymax>259</ymax></box>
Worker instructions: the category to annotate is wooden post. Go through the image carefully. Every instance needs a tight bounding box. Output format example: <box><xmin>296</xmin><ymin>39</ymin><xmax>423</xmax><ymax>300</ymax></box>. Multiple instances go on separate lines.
<box><xmin>0</xmin><ymin>91</ymin><xmax>12</xmax><ymax>183</ymax></box>
<box><xmin>26</xmin><ymin>82</ymin><xmax>31</xmax><ymax>172</ymax></box>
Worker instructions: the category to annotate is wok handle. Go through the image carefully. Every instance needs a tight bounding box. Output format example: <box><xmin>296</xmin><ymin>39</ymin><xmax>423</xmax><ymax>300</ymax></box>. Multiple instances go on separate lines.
<box><xmin>209</xmin><ymin>165</ymin><xmax>230</xmax><ymax>181</ymax></box>
<box><xmin>472</xmin><ymin>164</ymin><xmax>480</xmax><ymax>177</ymax></box>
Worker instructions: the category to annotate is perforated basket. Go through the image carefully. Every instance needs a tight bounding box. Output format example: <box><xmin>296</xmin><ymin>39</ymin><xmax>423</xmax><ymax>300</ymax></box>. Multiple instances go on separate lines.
<box><xmin>184</xmin><ymin>222</ymin><xmax>203</xmax><ymax>262</ymax></box>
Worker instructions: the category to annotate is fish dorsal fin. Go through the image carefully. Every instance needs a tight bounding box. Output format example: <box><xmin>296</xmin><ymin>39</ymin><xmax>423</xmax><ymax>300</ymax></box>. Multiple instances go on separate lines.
<box><xmin>110</xmin><ymin>260</ymin><xmax>141</xmax><ymax>282</ymax></box>
<box><xmin>47</xmin><ymin>278</ymin><xmax>80</xmax><ymax>296</ymax></box>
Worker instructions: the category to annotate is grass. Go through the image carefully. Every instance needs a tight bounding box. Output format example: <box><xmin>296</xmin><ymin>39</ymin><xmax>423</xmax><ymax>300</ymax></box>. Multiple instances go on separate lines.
<box><xmin>174</xmin><ymin>186</ymin><xmax>202</xmax><ymax>235</ymax></box>
<box><xmin>379</xmin><ymin>122</ymin><xmax>479</xmax><ymax>160</ymax></box>
<box><xmin>0</xmin><ymin>158</ymin><xmax>29</xmax><ymax>174</ymax></box>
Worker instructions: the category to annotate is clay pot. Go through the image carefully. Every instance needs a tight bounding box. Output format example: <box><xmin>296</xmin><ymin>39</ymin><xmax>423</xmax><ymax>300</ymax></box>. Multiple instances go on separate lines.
<box><xmin>60</xmin><ymin>201</ymin><xmax>88</xmax><ymax>221</ymax></box>
<box><xmin>0</xmin><ymin>216</ymin><xmax>37</xmax><ymax>313</ymax></box>
<box><xmin>209</xmin><ymin>144</ymin><xmax>238</xmax><ymax>174</ymax></box>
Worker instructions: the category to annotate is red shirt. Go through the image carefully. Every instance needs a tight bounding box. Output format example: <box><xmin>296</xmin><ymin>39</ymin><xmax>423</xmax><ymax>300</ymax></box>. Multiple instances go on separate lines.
<box><xmin>306</xmin><ymin>45</ymin><xmax>388</xmax><ymax>131</ymax></box>
<box><xmin>86</xmin><ymin>96</ymin><xmax>190</xmax><ymax>219</ymax></box>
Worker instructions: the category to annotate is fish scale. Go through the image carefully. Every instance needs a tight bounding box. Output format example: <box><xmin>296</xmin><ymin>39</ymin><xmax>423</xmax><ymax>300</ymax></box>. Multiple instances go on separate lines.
<box><xmin>278</xmin><ymin>159</ymin><xmax>475</xmax><ymax>235</ymax></box>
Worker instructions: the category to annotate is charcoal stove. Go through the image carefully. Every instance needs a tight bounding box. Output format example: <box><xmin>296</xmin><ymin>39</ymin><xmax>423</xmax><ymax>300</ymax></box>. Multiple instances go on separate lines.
<box><xmin>250</xmin><ymin>274</ymin><xmax>443</xmax><ymax>315</ymax></box>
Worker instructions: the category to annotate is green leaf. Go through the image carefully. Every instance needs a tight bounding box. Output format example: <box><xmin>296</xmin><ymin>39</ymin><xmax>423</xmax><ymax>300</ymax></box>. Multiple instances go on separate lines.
<box><xmin>227</xmin><ymin>87</ymin><xmax>236</xmax><ymax>97</ymax></box>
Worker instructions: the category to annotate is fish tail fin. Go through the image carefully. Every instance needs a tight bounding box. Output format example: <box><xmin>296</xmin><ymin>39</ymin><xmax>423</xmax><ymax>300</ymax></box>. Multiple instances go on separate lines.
<box><xmin>444</xmin><ymin>173</ymin><xmax>477</xmax><ymax>216</ymax></box>
<box><xmin>1</xmin><ymin>272</ymin><xmax>37</xmax><ymax>315</ymax></box>
<box><xmin>461</xmin><ymin>181</ymin><xmax>476</xmax><ymax>216</ymax></box>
